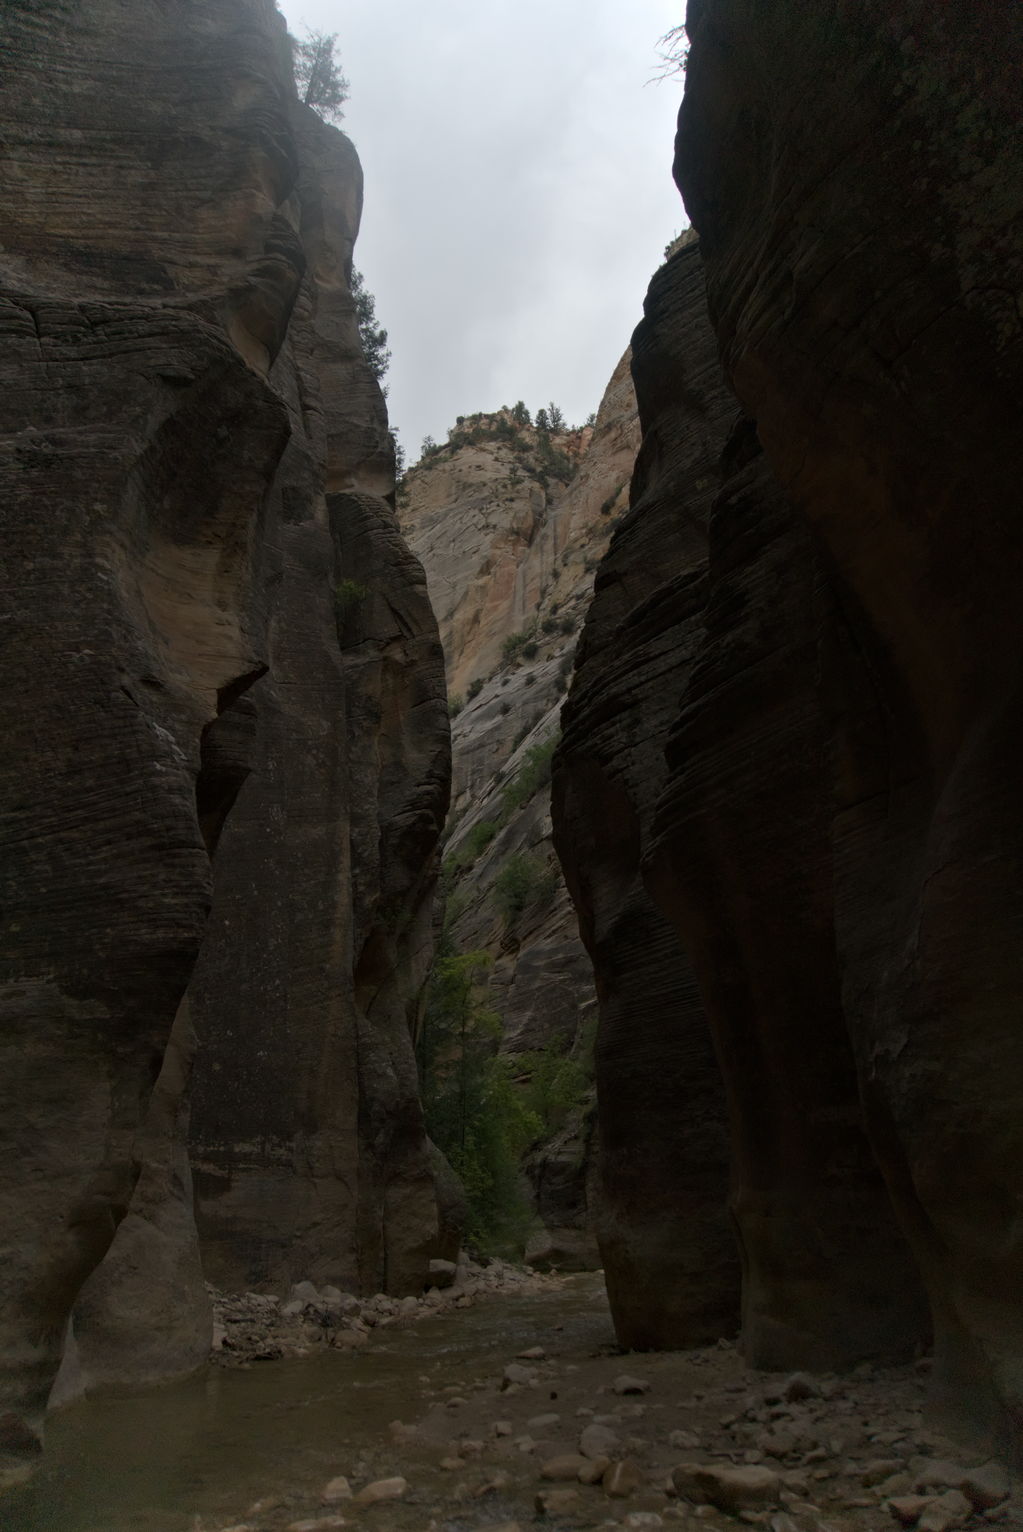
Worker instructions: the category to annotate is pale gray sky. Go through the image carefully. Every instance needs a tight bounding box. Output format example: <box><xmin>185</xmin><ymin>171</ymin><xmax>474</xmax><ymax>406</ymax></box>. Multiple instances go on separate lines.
<box><xmin>279</xmin><ymin>1</ymin><xmax>687</xmax><ymax>460</ymax></box>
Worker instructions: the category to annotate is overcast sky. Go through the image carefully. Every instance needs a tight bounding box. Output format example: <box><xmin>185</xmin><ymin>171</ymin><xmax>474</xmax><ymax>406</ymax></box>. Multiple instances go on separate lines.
<box><xmin>279</xmin><ymin>1</ymin><xmax>687</xmax><ymax>460</ymax></box>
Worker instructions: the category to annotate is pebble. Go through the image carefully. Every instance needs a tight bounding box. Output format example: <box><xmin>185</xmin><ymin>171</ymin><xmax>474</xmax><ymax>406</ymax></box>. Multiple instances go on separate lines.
<box><xmin>503</xmin><ymin>1362</ymin><xmax>537</xmax><ymax>1387</ymax></box>
<box><xmin>962</xmin><ymin>1464</ymin><xmax>1012</xmax><ymax>1510</ymax></box>
<box><xmin>493</xmin><ymin>1419</ymin><xmax>513</xmax><ymax>1436</ymax></box>
<box><xmin>615</xmin><ymin>1375</ymin><xmax>653</xmax><ymax>1395</ymax></box>
<box><xmin>579</xmin><ymin>1455</ymin><xmax>611</xmax><ymax>1484</ymax></box>
<box><xmin>918</xmin><ymin>1490</ymin><xmax>974</xmax><ymax>1531</ymax></box>
<box><xmin>352</xmin><ymin>1476</ymin><xmax>407</xmax><ymax>1506</ymax></box>
<box><xmin>669</xmin><ymin>1429</ymin><xmax>702</xmax><ymax>1450</ymax></box>
<box><xmin>528</xmin><ymin>1412</ymin><xmax>561</xmax><ymax>1432</ymax></box>
<box><xmin>604</xmin><ymin>1459</ymin><xmax>644</xmax><ymax>1497</ymax></box>
<box><xmin>286</xmin><ymin>1520</ymin><xmax>346</xmax><ymax>1532</ymax></box>
<box><xmin>321</xmin><ymin>1475</ymin><xmax>352</xmax><ymax>1501</ymax></box>
<box><xmin>581</xmin><ymin>1421</ymin><xmax>622</xmax><ymax>1458</ymax></box>
<box><xmin>783</xmin><ymin>1374</ymin><xmax>820</xmax><ymax>1403</ymax></box>
<box><xmin>625</xmin><ymin>1516</ymin><xmax>665</xmax><ymax>1528</ymax></box>
<box><xmin>535</xmin><ymin>1486</ymin><xmax>580</xmax><ymax>1514</ymax></box>
<box><xmin>518</xmin><ymin>1346</ymin><xmax>547</xmax><ymax>1359</ymax></box>
<box><xmin>889</xmin><ymin>1495</ymin><xmax>939</xmax><ymax>1525</ymax></box>
<box><xmin>673</xmin><ymin>1464</ymin><xmax>782</xmax><ymax>1513</ymax></box>
<box><xmin>540</xmin><ymin>1453</ymin><xmax>589</xmax><ymax>1480</ymax></box>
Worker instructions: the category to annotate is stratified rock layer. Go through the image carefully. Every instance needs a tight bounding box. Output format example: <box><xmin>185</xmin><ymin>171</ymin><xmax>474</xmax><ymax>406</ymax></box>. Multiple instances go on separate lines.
<box><xmin>0</xmin><ymin>0</ymin><xmax>447</xmax><ymax>1478</ymax></box>
<box><xmin>556</xmin><ymin>235</ymin><xmax>929</xmax><ymax>1360</ymax></box>
<box><xmin>553</xmin><ymin>242</ymin><xmax>741</xmax><ymax>1345</ymax></box>
<box><xmin>675</xmin><ymin>0</ymin><xmax>1023</xmax><ymax>1456</ymax></box>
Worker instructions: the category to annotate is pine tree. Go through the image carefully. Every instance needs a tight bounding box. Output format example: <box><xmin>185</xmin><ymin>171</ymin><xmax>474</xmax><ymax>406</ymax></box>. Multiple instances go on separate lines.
<box><xmin>293</xmin><ymin>31</ymin><xmax>350</xmax><ymax>122</ymax></box>
<box><xmin>350</xmin><ymin>268</ymin><xmax>391</xmax><ymax>384</ymax></box>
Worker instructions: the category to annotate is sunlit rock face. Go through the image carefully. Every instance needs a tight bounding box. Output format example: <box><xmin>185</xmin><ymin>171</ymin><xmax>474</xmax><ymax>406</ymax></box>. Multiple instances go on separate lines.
<box><xmin>0</xmin><ymin>0</ymin><xmax>447</xmax><ymax>1480</ymax></box>
<box><xmin>400</xmin><ymin>369</ymin><xmax>641</xmax><ymax>1265</ymax></box>
<box><xmin>676</xmin><ymin>0</ymin><xmax>1023</xmax><ymax>1458</ymax></box>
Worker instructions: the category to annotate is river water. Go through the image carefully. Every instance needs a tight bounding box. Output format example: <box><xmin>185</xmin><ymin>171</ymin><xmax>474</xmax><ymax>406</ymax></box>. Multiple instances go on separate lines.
<box><xmin>2</xmin><ymin>1275</ymin><xmax>615</xmax><ymax>1532</ymax></box>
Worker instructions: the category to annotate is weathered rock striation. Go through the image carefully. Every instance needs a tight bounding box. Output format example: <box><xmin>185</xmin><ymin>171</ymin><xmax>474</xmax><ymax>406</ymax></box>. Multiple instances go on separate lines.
<box><xmin>671</xmin><ymin>0</ymin><xmax>1023</xmax><ymax>1455</ymax></box>
<box><xmin>0</xmin><ymin>0</ymin><xmax>448</xmax><ymax>1482</ymax></box>
<box><xmin>556</xmin><ymin>0</ymin><xmax>1023</xmax><ymax>1462</ymax></box>
<box><xmin>553</xmin><ymin>239</ymin><xmax>742</xmax><ymax>1344</ymax></box>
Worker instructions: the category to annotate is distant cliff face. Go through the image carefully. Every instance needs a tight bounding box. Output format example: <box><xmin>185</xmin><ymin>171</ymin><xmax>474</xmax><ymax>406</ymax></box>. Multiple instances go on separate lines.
<box><xmin>554</xmin><ymin>0</ymin><xmax>1023</xmax><ymax>1463</ymax></box>
<box><xmin>0</xmin><ymin>0</ymin><xmax>447</xmax><ymax>1481</ymax></box>
<box><xmin>401</xmin><ymin>368</ymin><xmax>641</xmax><ymax>1265</ymax></box>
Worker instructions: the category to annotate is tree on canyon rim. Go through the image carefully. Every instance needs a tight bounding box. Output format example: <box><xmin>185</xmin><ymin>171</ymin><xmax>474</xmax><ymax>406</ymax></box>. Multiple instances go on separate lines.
<box><xmin>292</xmin><ymin>30</ymin><xmax>350</xmax><ymax>121</ymax></box>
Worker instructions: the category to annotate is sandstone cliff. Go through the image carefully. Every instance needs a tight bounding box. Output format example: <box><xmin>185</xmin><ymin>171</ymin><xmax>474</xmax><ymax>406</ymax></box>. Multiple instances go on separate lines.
<box><xmin>672</xmin><ymin>0</ymin><xmax>1023</xmax><ymax>1457</ymax></box>
<box><xmin>401</xmin><ymin>372</ymin><xmax>640</xmax><ymax>1264</ymax></box>
<box><xmin>0</xmin><ymin>0</ymin><xmax>448</xmax><ymax>1483</ymax></box>
<box><xmin>555</xmin><ymin>0</ymin><xmax>1023</xmax><ymax>1464</ymax></box>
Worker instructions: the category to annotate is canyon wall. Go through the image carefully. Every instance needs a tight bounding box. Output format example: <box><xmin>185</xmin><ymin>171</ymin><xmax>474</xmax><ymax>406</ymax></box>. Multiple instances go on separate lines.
<box><xmin>555</xmin><ymin>0</ymin><xmax>1023</xmax><ymax>1461</ymax></box>
<box><xmin>672</xmin><ymin>0</ymin><xmax>1023</xmax><ymax>1453</ymax></box>
<box><xmin>0</xmin><ymin>0</ymin><xmax>448</xmax><ymax>1483</ymax></box>
<box><xmin>401</xmin><ymin>375</ymin><xmax>640</xmax><ymax>1265</ymax></box>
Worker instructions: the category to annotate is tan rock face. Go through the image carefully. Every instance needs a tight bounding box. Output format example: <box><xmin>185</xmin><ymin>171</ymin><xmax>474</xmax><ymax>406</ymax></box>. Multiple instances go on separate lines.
<box><xmin>0</xmin><ymin>0</ymin><xmax>447</xmax><ymax>1481</ymax></box>
<box><xmin>674</xmin><ymin>0</ymin><xmax>1023</xmax><ymax>1458</ymax></box>
<box><xmin>401</xmin><ymin>369</ymin><xmax>638</xmax><ymax>707</ymax></box>
<box><xmin>403</xmin><ymin>372</ymin><xmax>641</xmax><ymax>1258</ymax></box>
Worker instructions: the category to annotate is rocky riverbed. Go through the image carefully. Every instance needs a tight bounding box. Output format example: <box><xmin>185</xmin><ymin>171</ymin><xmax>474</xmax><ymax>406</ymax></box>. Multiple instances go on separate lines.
<box><xmin>6</xmin><ymin>1273</ymin><xmax>1020</xmax><ymax>1532</ymax></box>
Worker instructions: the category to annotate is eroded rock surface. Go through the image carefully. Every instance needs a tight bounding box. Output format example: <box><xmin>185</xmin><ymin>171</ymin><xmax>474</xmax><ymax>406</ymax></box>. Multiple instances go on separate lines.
<box><xmin>0</xmin><ymin>0</ymin><xmax>447</xmax><ymax>1477</ymax></box>
<box><xmin>673</xmin><ymin>0</ymin><xmax>1023</xmax><ymax>1456</ymax></box>
<box><xmin>553</xmin><ymin>240</ymin><xmax>741</xmax><ymax>1344</ymax></box>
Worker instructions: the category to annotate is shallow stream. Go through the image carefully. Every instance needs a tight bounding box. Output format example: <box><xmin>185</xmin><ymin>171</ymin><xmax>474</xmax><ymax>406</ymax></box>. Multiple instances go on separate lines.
<box><xmin>2</xmin><ymin>1275</ymin><xmax>614</xmax><ymax>1532</ymax></box>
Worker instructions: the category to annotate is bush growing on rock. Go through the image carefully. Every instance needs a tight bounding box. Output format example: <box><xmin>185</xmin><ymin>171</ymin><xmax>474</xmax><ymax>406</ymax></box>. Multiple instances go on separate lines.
<box><xmin>417</xmin><ymin>937</ymin><xmax>539</xmax><ymax>1253</ymax></box>
<box><xmin>492</xmin><ymin>852</ymin><xmax>558</xmax><ymax>927</ymax></box>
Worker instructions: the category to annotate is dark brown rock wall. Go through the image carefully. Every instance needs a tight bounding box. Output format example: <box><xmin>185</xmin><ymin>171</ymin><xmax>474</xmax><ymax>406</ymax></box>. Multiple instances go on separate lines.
<box><xmin>552</xmin><ymin>243</ymin><xmax>741</xmax><ymax>1346</ymax></box>
<box><xmin>675</xmin><ymin>0</ymin><xmax>1023</xmax><ymax>1452</ymax></box>
<box><xmin>0</xmin><ymin>0</ymin><xmax>448</xmax><ymax>1478</ymax></box>
<box><xmin>647</xmin><ymin>425</ymin><xmax>928</xmax><ymax>1369</ymax></box>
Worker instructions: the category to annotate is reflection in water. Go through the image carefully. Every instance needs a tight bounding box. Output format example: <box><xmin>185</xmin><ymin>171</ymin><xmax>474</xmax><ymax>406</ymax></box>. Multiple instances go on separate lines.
<box><xmin>1</xmin><ymin>1274</ymin><xmax>612</xmax><ymax>1532</ymax></box>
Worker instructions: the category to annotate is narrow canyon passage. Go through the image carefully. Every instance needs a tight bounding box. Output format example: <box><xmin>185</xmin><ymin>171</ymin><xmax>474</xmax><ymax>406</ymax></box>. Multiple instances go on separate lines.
<box><xmin>1</xmin><ymin>1271</ymin><xmax>987</xmax><ymax>1532</ymax></box>
<box><xmin>4</xmin><ymin>0</ymin><xmax>1023</xmax><ymax>1524</ymax></box>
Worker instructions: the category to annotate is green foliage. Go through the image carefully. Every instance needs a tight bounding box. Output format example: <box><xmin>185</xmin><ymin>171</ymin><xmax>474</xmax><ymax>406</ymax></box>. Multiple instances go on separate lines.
<box><xmin>519</xmin><ymin>1040</ymin><xmax>593</xmax><ymax>1133</ymax></box>
<box><xmin>446</xmin><ymin>818</ymin><xmax>498</xmax><ymax>873</ymax></box>
<box><xmin>522</xmin><ymin>639</ymin><xmax>539</xmax><ymax>660</ymax></box>
<box><xmin>501</xmin><ymin>627</ymin><xmax>536</xmax><ymax>665</ymax></box>
<box><xmin>500</xmin><ymin>735</ymin><xmax>557</xmax><ymax>818</ymax></box>
<box><xmin>420</xmin><ymin>434</ymin><xmax>440</xmax><ymax>459</ymax></box>
<box><xmin>449</xmin><ymin>693</ymin><xmax>464</xmax><ymax>718</ymax></box>
<box><xmin>350</xmin><ymin>268</ymin><xmax>390</xmax><ymax>383</ymax></box>
<box><xmin>293</xmin><ymin>30</ymin><xmax>349</xmax><ymax>121</ymax></box>
<box><xmin>535</xmin><ymin>407</ymin><xmax>550</xmax><ymax>434</ymax></box>
<box><xmin>547</xmin><ymin>401</ymin><xmax>566</xmax><ymax>432</ymax></box>
<box><xmin>511</xmin><ymin>401</ymin><xmax>531</xmax><ymax>426</ymax></box>
<box><xmin>492</xmin><ymin>852</ymin><xmax>557</xmax><ymax>927</ymax></box>
<box><xmin>418</xmin><ymin>941</ymin><xmax>539</xmax><ymax>1253</ymax></box>
<box><xmin>391</xmin><ymin>431</ymin><xmax>405</xmax><ymax>481</ymax></box>
<box><xmin>467</xmin><ymin>677</ymin><xmax>484</xmax><ymax>700</ymax></box>
<box><xmin>335</xmin><ymin>578</ymin><xmax>369</xmax><ymax>620</ymax></box>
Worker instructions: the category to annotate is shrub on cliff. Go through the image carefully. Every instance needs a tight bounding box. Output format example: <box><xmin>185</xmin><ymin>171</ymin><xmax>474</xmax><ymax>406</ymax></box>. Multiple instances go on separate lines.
<box><xmin>292</xmin><ymin>30</ymin><xmax>349</xmax><ymax>121</ymax></box>
<box><xmin>417</xmin><ymin>941</ymin><xmax>539</xmax><ymax>1253</ymax></box>
<box><xmin>492</xmin><ymin>852</ymin><xmax>558</xmax><ymax>927</ymax></box>
<box><xmin>350</xmin><ymin>268</ymin><xmax>390</xmax><ymax>384</ymax></box>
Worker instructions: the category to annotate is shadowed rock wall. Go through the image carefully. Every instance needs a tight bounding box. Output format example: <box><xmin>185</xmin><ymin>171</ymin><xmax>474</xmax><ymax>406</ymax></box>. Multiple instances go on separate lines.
<box><xmin>555</xmin><ymin>242</ymin><xmax>928</xmax><ymax>1362</ymax></box>
<box><xmin>672</xmin><ymin>0</ymin><xmax>1023</xmax><ymax>1453</ymax></box>
<box><xmin>0</xmin><ymin>0</ymin><xmax>447</xmax><ymax>1481</ymax></box>
<box><xmin>553</xmin><ymin>242</ymin><xmax>742</xmax><ymax>1346</ymax></box>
